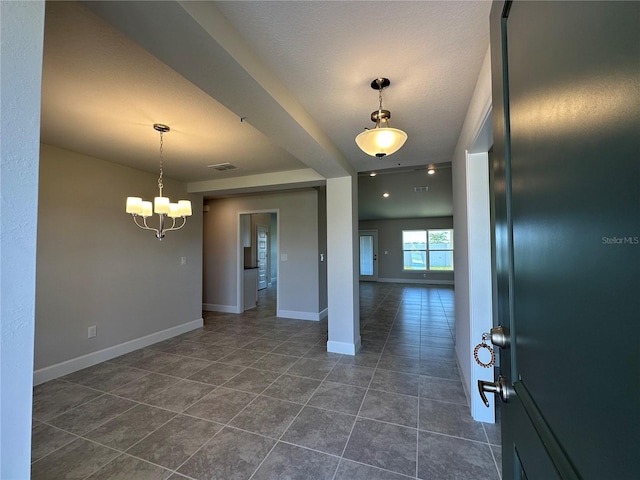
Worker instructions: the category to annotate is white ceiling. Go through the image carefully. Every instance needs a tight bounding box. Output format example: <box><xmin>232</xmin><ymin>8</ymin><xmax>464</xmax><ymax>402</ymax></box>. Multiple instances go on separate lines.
<box><xmin>40</xmin><ymin>1</ymin><xmax>491</xmax><ymax>217</ymax></box>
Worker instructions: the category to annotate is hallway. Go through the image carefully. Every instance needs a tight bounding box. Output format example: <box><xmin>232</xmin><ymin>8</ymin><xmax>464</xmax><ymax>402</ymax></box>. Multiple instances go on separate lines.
<box><xmin>31</xmin><ymin>283</ymin><xmax>501</xmax><ymax>479</ymax></box>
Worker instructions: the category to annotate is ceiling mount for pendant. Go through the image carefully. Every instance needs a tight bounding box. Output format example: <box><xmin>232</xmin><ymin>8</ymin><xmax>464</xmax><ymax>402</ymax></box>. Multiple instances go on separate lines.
<box><xmin>355</xmin><ymin>77</ymin><xmax>408</xmax><ymax>158</ymax></box>
<box><xmin>371</xmin><ymin>77</ymin><xmax>390</xmax><ymax>90</ymax></box>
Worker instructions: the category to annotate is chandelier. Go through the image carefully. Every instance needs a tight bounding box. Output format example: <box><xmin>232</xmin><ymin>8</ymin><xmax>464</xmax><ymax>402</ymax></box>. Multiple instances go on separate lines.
<box><xmin>125</xmin><ymin>124</ymin><xmax>192</xmax><ymax>239</ymax></box>
<box><xmin>355</xmin><ymin>78</ymin><xmax>408</xmax><ymax>158</ymax></box>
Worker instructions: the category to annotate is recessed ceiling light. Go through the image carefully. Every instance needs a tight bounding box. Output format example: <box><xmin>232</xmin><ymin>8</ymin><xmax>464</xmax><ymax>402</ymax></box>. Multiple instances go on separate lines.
<box><xmin>427</xmin><ymin>168</ymin><xmax>435</xmax><ymax>175</ymax></box>
<box><xmin>369</xmin><ymin>172</ymin><xmax>377</xmax><ymax>177</ymax></box>
<box><xmin>383</xmin><ymin>192</ymin><xmax>390</xmax><ymax>198</ymax></box>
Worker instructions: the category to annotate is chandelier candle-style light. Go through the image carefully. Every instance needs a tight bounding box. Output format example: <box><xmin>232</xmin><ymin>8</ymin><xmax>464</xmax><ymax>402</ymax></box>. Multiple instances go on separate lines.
<box><xmin>125</xmin><ymin>124</ymin><xmax>192</xmax><ymax>239</ymax></box>
<box><xmin>356</xmin><ymin>78</ymin><xmax>408</xmax><ymax>158</ymax></box>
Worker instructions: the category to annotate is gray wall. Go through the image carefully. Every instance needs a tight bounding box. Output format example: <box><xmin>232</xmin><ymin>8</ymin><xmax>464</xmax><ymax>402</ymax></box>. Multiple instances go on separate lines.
<box><xmin>35</xmin><ymin>144</ymin><xmax>203</xmax><ymax>370</ymax></box>
<box><xmin>358</xmin><ymin>217</ymin><xmax>455</xmax><ymax>284</ymax></box>
<box><xmin>1</xmin><ymin>2</ymin><xmax>45</xmax><ymax>476</ymax></box>
<box><xmin>203</xmin><ymin>190</ymin><xmax>320</xmax><ymax>317</ymax></box>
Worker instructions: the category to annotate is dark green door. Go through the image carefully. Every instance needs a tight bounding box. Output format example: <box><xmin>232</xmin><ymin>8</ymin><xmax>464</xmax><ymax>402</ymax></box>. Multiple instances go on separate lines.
<box><xmin>490</xmin><ymin>1</ymin><xmax>639</xmax><ymax>478</ymax></box>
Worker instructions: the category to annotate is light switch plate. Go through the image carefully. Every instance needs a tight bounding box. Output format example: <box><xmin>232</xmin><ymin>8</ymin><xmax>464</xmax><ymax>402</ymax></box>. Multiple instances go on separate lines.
<box><xmin>88</xmin><ymin>325</ymin><xmax>97</xmax><ymax>338</ymax></box>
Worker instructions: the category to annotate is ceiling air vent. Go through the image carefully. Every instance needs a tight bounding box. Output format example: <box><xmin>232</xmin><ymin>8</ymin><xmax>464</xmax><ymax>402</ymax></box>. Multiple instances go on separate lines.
<box><xmin>413</xmin><ymin>186</ymin><xmax>429</xmax><ymax>193</ymax></box>
<box><xmin>208</xmin><ymin>162</ymin><xmax>238</xmax><ymax>171</ymax></box>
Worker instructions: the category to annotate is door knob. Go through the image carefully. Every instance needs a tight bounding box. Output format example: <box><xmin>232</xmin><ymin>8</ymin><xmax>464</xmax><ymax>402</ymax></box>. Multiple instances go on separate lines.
<box><xmin>489</xmin><ymin>326</ymin><xmax>510</xmax><ymax>349</ymax></box>
<box><xmin>478</xmin><ymin>375</ymin><xmax>511</xmax><ymax>407</ymax></box>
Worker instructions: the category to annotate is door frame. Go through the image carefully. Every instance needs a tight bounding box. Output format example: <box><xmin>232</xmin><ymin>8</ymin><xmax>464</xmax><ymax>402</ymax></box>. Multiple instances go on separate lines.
<box><xmin>465</xmin><ymin>108</ymin><xmax>496</xmax><ymax>423</ymax></box>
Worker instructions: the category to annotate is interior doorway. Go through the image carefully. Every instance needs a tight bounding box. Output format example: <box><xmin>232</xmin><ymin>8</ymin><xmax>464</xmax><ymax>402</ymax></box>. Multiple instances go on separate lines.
<box><xmin>239</xmin><ymin>211</ymin><xmax>278</xmax><ymax>313</ymax></box>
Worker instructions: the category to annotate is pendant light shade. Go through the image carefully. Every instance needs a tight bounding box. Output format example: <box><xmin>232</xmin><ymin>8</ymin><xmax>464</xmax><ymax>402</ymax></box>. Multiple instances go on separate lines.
<box><xmin>355</xmin><ymin>126</ymin><xmax>408</xmax><ymax>158</ymax></box>
<box><xmin>356</xmin><ymin>78</ymin><xmax>408</xmax><ymax>158</ymax></box>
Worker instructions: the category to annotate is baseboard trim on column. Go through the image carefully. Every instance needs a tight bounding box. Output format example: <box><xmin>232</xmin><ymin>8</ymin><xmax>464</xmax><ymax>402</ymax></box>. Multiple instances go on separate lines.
<box><xmin>327</xmin><ymin>336</ymin><xmax>361</xmax><ymax>356</ymax></box>
<box><xmin>202</xmin><ymin>303</ymin><xmax>241</xmax><ymax>314</ymax></box>
<box><xmin>277</xmin><ymin>309</ymin><xmax>321</xmax><ymax>321</ymax></box>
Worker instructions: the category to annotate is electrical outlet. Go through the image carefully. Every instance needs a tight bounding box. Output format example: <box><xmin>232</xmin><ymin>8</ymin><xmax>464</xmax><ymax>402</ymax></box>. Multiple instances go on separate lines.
<box><xmin>281</xmin><ymin>254</ymin><xmax>288</xmax><ymax>261</ymax></box>
<box><xmin>181</xmin><ymin>256</ymin><xmax>187</xmax><ymax>265</ymax></box>
<box><xmin>88</xmin><ymin>325</ymin><xmax>97</xmax><ymax>338</ymax></box>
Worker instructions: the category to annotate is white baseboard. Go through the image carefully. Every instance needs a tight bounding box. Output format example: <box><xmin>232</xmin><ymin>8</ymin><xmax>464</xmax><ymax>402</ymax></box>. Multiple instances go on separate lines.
<box><xmin>377</xmin><ymin>277</ymin><xmax>455</xmax><ymax>286</ymax></box>
<box><xmin>318</xmin><ymin>308</ymin><xmax>328</xmax><ymax>320</ymax></box>
<box><xmin>202</xmin><ymin>303</ymin><xmax>241</xmax><ymax>314</ymax></box>
<box><xmin>327</xmin><ymin>336</ymin><xmax>362</xmax><ymax>356</ymax></box>
<box><xmin>277</xmin><ymin>309</ymin><xmax>322</xmax><ymax>322</ymax></box>
<box><xmin>33</xmin><ymin>318</ymin><xmax>203</xmax><ymax>386</ymax></box>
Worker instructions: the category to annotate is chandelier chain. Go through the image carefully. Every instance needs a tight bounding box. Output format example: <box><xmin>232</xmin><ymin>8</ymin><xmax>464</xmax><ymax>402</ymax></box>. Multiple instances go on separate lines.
<box><xmin>158</xmin><ymin>131</ymin><xmax>164</xmax><ymax>193</ymax></box>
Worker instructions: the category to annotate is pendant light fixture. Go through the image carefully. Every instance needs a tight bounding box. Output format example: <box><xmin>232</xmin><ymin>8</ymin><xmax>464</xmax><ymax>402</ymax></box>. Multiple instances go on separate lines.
<box><xmin>355</xmin><ymin>78</ymin><xmax>408</xmax><ymax>158</ymax></box>
<box><xmin>125</xmin><ymin>124</ymin><xmax>192</xmax><ymax>239</ymax></box>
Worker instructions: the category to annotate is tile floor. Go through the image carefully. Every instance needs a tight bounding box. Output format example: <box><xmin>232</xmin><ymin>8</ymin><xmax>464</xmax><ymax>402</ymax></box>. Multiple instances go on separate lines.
<box><xmin>31</xmin><ymin>283</ymin><xmax>502</xmax><ymax>480</ymax></box>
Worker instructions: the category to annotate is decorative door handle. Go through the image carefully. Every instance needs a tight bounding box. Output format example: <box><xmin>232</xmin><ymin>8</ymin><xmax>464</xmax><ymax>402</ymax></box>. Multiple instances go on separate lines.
<box><xmin>478</xmin><ymin>375</ymin><xmax>511</xmax><ymax>407</ymax></box>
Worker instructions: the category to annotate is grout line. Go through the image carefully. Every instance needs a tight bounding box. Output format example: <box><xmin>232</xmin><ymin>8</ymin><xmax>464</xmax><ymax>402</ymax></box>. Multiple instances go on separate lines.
<box><xmin>416</xmin><ymin>426</ymin><xmax>499</xmax><ymax>445</ymax></box>
<box><xmin>169</xmin><ymin>358</ymin><xmax>294</xmax><ymax>477</ymax></box>
<box><xmin>338</xmin><ymin>287</ymin><xmax>397</xmax><ymax>462</ymax></box>
<box><xmin>488</xmin><ymin>440</ymin><xmax>502</xmax><ymax>480</ymax></box>
<box><xmin>483</xmin><ymin>422</ymin><xmax>503</xmax><ymax>479</ymax></box>
<box><xmin>330</xmin><ymin>288</ymin><xmax>397</xmax><ymax>480</ymax></box>
<box><xmin>247</xmin><ymin>351</ymin><xmax>345</xmax><ymax>479</ymax></box>
<box><xmin>30</xmin><ymin>428</ymin><xmax>82</xmax><ymax>465</ymax></box>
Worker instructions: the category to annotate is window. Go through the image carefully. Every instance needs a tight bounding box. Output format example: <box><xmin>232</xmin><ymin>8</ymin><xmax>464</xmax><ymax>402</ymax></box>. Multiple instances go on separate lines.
<box><xmin>427</xmin><ymin>229</ymin><xmax>454</xmax><ymax>270</ymax></box>
<box><xmin>402</xmin><ymin>229</ymin><xmax>453</xmax><ymax>271</ymax></box>
<box><xmin>402</xmin><ymin>230</ymin><xmax>427</xmax><ymax>270</ymax></box>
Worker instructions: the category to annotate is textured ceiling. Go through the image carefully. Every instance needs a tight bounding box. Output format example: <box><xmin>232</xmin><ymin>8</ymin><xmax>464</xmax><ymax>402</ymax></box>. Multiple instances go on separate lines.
<box><xmin>39</xmin><ymin>1</ymin><xmax>491</xmax><ymax>218</ymax></box>
<box><xmin>214</xmin><ymin>1</ymin><xmax>491</xmax><ymax>173</ymax></box>
<box><xmin>40</xmin><ymin>2</ymin><xmax>305</xmax><ymax>183</ymax></box>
